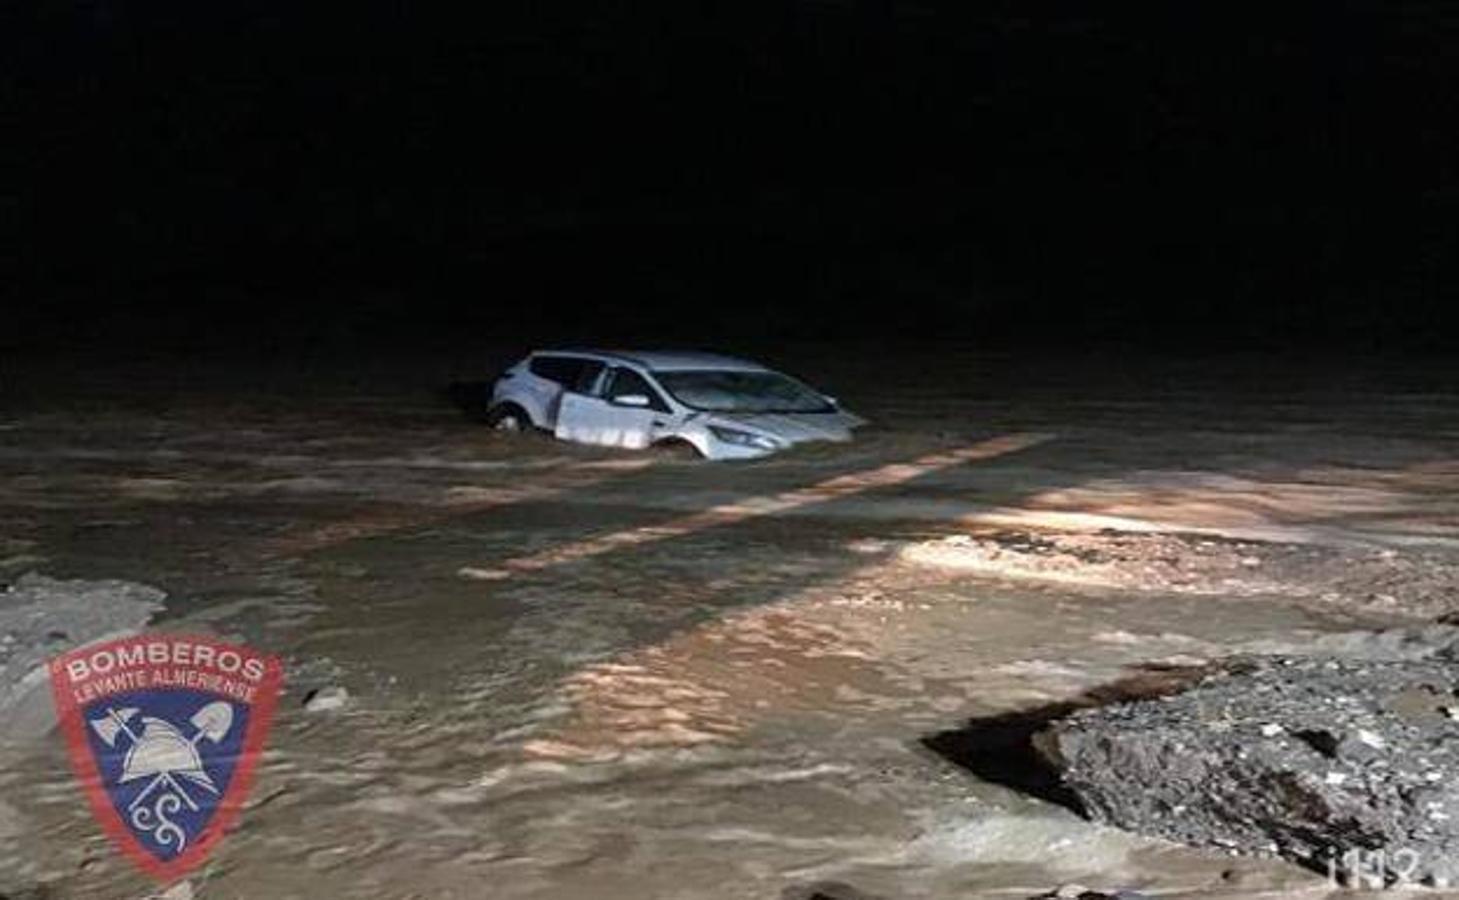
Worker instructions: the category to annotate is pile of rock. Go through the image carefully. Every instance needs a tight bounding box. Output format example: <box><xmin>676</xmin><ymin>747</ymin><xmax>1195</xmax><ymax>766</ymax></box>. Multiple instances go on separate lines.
<box><xmin>1044</xmin><ymin>648</ymin><xmax>1459</xmax><ymax>886</ymax></box>
<box><xmin>0</xmin><ymin>573</ymin><xmax>163</xmax><ymax>738</ymax></box>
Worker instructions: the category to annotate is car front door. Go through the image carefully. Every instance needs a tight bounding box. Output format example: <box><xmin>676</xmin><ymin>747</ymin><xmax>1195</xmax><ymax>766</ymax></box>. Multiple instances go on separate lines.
<box><xmin>555</xmin><ymin>367</ymin><xmax>671</xmax><ymax>450</ymax></box>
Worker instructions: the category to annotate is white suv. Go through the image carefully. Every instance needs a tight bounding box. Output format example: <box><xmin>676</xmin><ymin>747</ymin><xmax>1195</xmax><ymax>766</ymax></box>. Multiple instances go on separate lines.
<box><xmin>487</xmin><ymin>349</ymin><xmax>864</xmax><ymax>460</ymax></box>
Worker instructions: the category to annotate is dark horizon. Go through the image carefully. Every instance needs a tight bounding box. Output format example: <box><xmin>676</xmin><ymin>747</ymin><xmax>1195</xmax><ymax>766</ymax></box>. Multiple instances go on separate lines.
<box><xmin>7</xmin><ymin>1</ymin><xmax>1452</xmax><ymax>354</ymax></box>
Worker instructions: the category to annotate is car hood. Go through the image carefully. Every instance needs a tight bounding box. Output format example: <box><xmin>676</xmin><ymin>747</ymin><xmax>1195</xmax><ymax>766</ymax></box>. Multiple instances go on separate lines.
<box><xmin>707</xmin><ymin>409</ymin><xmax>864</xmax><ymax>445</ymax></box>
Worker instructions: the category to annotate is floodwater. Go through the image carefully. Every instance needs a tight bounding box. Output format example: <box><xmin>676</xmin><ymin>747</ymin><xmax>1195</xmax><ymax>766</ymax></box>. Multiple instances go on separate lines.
<box><xmin>2</xmin><ymin>347</ymin><xmax>1457</xmax><ymax>899</ymax></box>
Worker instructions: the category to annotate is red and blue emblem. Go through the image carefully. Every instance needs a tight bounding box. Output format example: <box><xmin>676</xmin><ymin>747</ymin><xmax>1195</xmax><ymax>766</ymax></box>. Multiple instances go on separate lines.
<box><xmin>49</xmin><ymin>634</ymin><xmax>283</xmax><ymax>882</ymax></box>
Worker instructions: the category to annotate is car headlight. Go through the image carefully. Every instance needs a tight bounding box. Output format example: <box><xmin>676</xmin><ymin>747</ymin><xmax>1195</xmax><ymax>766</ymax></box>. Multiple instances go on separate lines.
<box><xmin>708</xmin><ymin>426</ymin><xmax>780</xmax><ymax>451</ymax></box>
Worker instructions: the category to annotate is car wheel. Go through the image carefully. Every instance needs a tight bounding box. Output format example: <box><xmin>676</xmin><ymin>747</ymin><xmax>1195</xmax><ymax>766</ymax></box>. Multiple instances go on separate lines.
<box><xmin>486</xmin><ymin>404</ymin><xmax>531</xmax><ymax>433</ymax></box>
<box><xmin>651</xmin><ymin>438</ymin><xmax>703</xmax><ymax>460</ymax></box>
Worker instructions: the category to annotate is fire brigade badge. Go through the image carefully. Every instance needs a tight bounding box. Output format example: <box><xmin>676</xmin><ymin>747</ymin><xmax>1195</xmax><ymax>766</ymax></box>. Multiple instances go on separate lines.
<box><xmin>49</xmin><ymin>633</ymin><xmax>283</xmax><ymax>882</ymax></box>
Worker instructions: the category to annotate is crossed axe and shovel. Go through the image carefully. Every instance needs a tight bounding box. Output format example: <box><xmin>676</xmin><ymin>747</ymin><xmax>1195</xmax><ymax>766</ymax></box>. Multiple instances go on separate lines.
<box><xmin>90</xmin><ymin>701</ymin><xmax>235</xmax><ymax>815</ymax></box>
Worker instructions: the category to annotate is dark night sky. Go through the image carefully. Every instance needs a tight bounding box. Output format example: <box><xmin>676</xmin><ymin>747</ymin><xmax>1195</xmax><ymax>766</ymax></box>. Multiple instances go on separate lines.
<box><xmin>5</xmin><ymin>1</ymin><xmax>1453</xmax><ymax>352</ymax></box>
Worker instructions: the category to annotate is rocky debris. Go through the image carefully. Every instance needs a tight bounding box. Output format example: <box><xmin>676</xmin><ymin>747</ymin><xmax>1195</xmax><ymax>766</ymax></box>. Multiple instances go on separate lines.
<box><xmin>0</xmin><ymin>573</ymin><xmax>163</xmax><ymax>739</ymax></box>
<box><xmin>900</xmin><ymin>530</ymin><xmax>1459</xmax><ymax>617</ymax></box>
<box><xmin>302</xmin><ymin>684</ymin><xmax>350</xmax><ymax>712</ymax></box>
<box><xmin>1045</xmin><ymin>650</ymin><xmax>1459</xmax><ymax>886</ymax></box>
<box><xmin>901</xmin><ymin>531</ymin><xmax>1287</xmax><ymax>595</ymax></box>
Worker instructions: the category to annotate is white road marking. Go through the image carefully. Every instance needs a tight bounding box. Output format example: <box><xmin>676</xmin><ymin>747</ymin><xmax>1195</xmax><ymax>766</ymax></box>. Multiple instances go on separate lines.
<box><xmin>470</xmin><ymin>433</ymin><xmax>1053</xmax><ymax>578</ymax></box>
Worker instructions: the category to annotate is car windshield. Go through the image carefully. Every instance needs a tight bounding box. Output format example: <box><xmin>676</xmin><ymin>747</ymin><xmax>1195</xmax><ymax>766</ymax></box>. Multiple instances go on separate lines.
<box><xmin>654</xmin><ymin>370</ymin><xmax>833</xmax><ymax>414</ymax></box>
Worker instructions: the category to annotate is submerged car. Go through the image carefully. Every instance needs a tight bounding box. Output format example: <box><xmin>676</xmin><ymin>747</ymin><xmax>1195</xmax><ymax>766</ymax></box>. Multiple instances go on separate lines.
<box><xmin>487</xmin><ymin>349</ymin><xmax>864</xmax><ymax>460</ymax></box>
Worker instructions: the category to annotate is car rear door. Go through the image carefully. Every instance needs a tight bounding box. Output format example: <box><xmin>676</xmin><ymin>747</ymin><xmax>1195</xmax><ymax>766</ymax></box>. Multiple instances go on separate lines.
<box><xmin>555</xmin><ymin>367</ymin><xmax>670</xmax><ymax>449</ymax></box>
<box><xmin>523</xmin><ymin>355</ymin><xmax>602</xmax><ymax>427</ymax></box>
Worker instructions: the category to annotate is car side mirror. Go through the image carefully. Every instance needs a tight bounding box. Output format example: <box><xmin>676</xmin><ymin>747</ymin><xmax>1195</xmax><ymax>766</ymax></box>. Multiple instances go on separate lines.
<box><xmin>822</xmin><ymin>394</ymin><xmax>839</xmax><ymax>407</ymax></box>
<box><xmin>614</xmin><ymin>393</ymin><xmax>651</xmax><ymax>408</ymax></box>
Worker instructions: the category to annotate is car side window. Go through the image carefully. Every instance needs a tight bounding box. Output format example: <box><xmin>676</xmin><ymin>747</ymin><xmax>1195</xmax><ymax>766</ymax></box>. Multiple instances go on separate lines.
<box><xmin>605</xmin><ymin>368</ymin><xmax>670</xmax><ymax>412</ymax></box>
<box><xmin>529</xmin><ymin>355</ymin><xmax>586</xmax><ymax>389</ymax></box>
<box><xmin>572</xmin><ymin>361</ymin><xmax>606</xmax><ymax>394</ymax></box>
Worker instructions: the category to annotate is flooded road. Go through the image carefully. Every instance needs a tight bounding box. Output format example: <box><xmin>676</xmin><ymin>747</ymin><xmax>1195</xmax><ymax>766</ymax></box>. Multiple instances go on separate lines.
<box><xmin>2</xmin><ymin>348</ymin><xmax>1457</xmax><ymax>898</ymax></box>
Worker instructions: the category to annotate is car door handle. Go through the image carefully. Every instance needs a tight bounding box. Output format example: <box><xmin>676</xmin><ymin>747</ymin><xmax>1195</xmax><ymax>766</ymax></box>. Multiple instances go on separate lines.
<box><xmin>652</xmin><ymin>419</ymin><xmax>667</xmax><ymax>428</ymax></box>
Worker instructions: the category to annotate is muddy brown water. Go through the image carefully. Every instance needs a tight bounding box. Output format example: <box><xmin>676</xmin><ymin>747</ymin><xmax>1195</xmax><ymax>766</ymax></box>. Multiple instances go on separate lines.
<box><xmin>2</xmin><ymin>349</ymin><xmax>1456</xmax><ymax>898</ymax></box>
